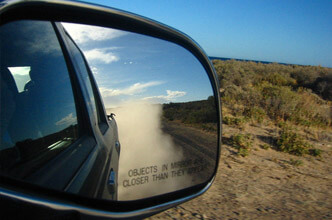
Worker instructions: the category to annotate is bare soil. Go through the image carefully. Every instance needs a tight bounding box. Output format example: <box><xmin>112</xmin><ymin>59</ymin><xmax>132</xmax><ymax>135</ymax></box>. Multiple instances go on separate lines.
<box><xmin>148</xmin><ymin>123</ymin><xmax>332</xmax><ymax>220</ymax></box>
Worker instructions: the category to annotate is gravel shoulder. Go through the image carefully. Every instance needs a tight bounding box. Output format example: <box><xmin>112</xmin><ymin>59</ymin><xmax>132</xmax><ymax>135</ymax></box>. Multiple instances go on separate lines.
<box><xmin>148</xmin><ymin>123</ymin><xmax>332</xmax><ymax>220</ymax></box>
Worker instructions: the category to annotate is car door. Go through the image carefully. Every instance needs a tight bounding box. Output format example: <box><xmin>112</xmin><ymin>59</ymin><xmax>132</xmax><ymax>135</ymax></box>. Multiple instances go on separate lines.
<box><xmin>56</xmin><ymin>23</ymin><xmax>120</xmax><ymax>200</ymax></box>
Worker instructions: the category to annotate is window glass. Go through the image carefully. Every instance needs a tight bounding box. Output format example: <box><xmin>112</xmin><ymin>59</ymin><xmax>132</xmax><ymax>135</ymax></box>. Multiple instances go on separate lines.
<box><xmin>0</xmin><ymin>20</ymin><xmax>79</xmax><ymax>178</ymax></box>
<box><xmin>65</xmin><ymin>33</ymin><xmax>100</xmax><ymax>124</ymax></box>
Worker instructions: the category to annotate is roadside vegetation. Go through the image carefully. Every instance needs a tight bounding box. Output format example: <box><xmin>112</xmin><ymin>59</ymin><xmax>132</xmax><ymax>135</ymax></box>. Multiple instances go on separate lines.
<box><xmin>163</xmin><ymin>59</ymin><xmax>331</xmax><ymax>157</ymax></box>
<box><xmin>214</xmin><ymin>59</ymin><xmax>331</xmax><ymax>157</ymax></box>
<box><xmin>162</xmin><ymin>96</ymin><xmax>218</xmax><ymax>132</ymax></box>
<box><xmin>215</xmin><ymin>60</ymin><xmax>331</xmax><ymax>128</ymax></box>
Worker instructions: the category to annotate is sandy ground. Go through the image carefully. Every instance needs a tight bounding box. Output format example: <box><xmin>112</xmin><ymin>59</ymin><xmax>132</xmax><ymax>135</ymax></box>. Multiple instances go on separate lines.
<box><xmin>147</xmin><ymin>124</ymin><xmax>332</xmax><ymax>220</ymax></box>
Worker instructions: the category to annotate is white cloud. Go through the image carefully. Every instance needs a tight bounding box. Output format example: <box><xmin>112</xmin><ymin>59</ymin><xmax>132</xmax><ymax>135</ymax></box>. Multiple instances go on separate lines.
<box><xmin>143</xmin><ymin>90</ymin><xmax>187</xmax><ymax>103</ymax></box>
<box><xmin>165</xmin><ymin>90</ymin><xmax>187</xmax><ymax>99</ymax></box>
<box><xmin>29</xmin><ymin>27</ymin><xmax>62</xmax><ymax>56</ymax></box>
<box><xmin>91</xmin><ymin>66</ymin><xmax>98</xmax><ymax>74</ymax></box>
<box><xmin>62</xmin><ymin>22</ymin><xmax>127</xmax><ymax>44</ymax></box>
<box><xmin>55</xmin><ymin>113</ymin><xmax>77</xmax><ymax>126</ymax></box>
<box><xmin>21</xmin><ymin>22</ymin><xmax>62</xmax><ymax>56</ymax></box>
<box><xmin>84</xmin><ymin>48</ymin><xmax>119</xmax><ymax>64</ymax></box>
<box><xmin>100</xmin><ymin>81</ymin><xmax>163</xmax><ymax>97</ymax></box>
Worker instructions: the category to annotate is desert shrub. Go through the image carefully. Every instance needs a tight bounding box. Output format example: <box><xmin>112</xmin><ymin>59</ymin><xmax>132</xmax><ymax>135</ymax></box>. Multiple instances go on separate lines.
<box><xmin>312</xmin><ymin>75</ymin><xmax>332</xmax><ymax>101</ymax></box>
<box><xmin>259</xmin><ymin>84</ymin><xmax>300</xmax><ymax>120</ymax></box>
<box><xmin>291</xmin><ymin>67</ymin><xmax>319</xmax><ymax>87</ymax></box>
<box><xmin>291</xmin><ymin>65</ymin><xmax>332</xmax><ymax>99</ymax></box>
<box><xmin>243</xmin><ymin>107</ymin><xmax>266</xmax><ymax>123</ymax></box>
<box><xmin>223</xmin><ymin>116</ymin><xmax>247</xmax><ymax>126</ymax></box>
<box><xmin>261</xmin><ymin>144</ymin><xmax>270</xmax><ymax>150</ymax></box>
<box><xmin>294</xmin><ymin>88</ymin><xmax>331</xmax><ymax>127</ymax></box>
<box><xmin>263</xmin><ymin>72</ymin><xmax>296</xmax><ymax>86</ymax></box>
<box><xmin>214</xmin><ymin>59</ymin><xmax>255</xmax><ymax>88</ymax></box>
<box><xmin>231</xmin><ymin>133</ymin><xmax>253</xmax><ymax>157</ymax></box>
<box><xmin>289</xmin><ymin>159</ymin><xmax>303</xmax><ymax>166</ymax></box>
<box><xmin>222</xmin><ymin>85</ymin><xmax>263</xmax><ymax>118</ymax></box>
<box><xmin>277</xmin><ymin>126</ymin><xmax>311</xmax><ymax>156</ymax></box>
<box><xmin>238</xmin><ymin>148</ymin><xmax>249</xmax><ymax>157</ymax></box>
<box><xmin>308</xmin><ymin>148</ymin><xmax>322</xmax><ymax>157</ymax></box>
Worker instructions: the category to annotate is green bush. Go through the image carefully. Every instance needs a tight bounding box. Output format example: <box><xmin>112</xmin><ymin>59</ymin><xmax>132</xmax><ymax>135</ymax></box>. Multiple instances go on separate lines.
<box><xmin>223</xmin><ymin>116</ymin><xmax>247</xmax><ymax>126</ymax></box>
<box><xmin>277</xmin><ymin>126</ymin><xmax>311</xmax><ymax>156</ymax></box>
<box><xmin>261</xmin><ymin>144</ymin><xmax>270</xmax><ymax>150</ymax></box>
<box><xmin>238</xmin><ymin>148</ymin><xmax>249</xmax><ymax>157</ymax></box>
<box><xmin>263</xmin><ymin>72</ymin><xmax>296</xmax><ymax>86</ymax></box>
<box><xmin>231</xmin><ymin>133</ymin><xmax>253</xmax><ymax>157</ymax></box>
<box><xmin>243</xmin><ymin>107</ymin><xmax>266</xmax><ymax>123</ymax></box>
<box><xmin>260</xmin><ymin>84</ymin><xmax>300</xmax><ymax>120</ymax></box>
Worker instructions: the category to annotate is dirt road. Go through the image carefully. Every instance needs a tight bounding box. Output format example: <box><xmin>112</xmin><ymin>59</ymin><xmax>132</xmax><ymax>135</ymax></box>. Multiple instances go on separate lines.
<box><xmin>148</xmin><ymin>124</ymin><xmax>332</xmax><ymax>219</ymax></box>
<box><xmin>162</xmin><ymin>121</ymin><xmax>218</xmax><ymax>182</ymax></box>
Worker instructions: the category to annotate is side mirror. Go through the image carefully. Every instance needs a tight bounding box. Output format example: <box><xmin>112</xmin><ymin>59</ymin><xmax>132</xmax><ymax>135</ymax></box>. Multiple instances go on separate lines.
<box><xmin>107</xmin><ymin>113</ymin><xmax>116</xmax><ymax>120</ymax></box>
<box><xmin>0</xmin><ymin>0</ymin><xmax>221</xmax><ymax>219</ymax></box>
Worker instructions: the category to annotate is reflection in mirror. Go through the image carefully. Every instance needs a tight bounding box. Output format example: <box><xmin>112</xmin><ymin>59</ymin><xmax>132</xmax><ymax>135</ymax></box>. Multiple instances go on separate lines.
<box><xmin>63</xmin><ymin>23</ymin><xmax>219</xmax><ymax>201</ymax></box>
<box><xmin>0</xmin><ymin>19</ymin><xmax>218</xmax><ymax>202</ymax></box>
<box><xmin>0</xmin><ymin>20</ymin><xmax>79</xmax><ymax>180</ymax></box>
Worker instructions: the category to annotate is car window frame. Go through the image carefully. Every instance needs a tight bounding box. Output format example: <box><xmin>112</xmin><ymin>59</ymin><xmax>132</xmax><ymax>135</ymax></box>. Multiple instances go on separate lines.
<box><xmin>48</xmin><ymin>22</ymin><xmax>112</xmax><ymax>196</ymax></box>
<box><xmin>58</xmin><ymin>23</ymin><xmax>110</xmax><ymax>135</ymax></box>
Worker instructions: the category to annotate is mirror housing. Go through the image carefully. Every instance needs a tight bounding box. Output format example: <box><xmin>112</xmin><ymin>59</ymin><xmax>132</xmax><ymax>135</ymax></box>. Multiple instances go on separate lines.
<box><xmin>0</xmin><ymin>0</ymin><xmax>221</xmax><ymax>218</ymax></box>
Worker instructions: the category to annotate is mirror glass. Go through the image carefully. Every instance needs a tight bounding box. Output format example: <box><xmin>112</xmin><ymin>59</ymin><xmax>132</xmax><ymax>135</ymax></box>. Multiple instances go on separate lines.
<box><xmin>0</xmin><ymin>20</ymin><xmax>218</xmax><ymax>201</ymax></box>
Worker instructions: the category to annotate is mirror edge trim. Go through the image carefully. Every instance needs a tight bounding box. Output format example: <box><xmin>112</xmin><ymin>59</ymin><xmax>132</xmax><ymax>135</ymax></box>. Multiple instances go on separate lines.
<box><xmin>0</xmin><ymin>176</ymin><xmax>215</xmax><ymax>219</ymax></box>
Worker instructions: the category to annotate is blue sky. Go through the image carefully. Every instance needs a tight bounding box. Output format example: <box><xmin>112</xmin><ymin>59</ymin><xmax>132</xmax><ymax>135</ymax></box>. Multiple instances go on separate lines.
<box><xmin>82</xmin><ymin>0</ymin><xmax>332</xmax><ymax>67</ymax></box>
<box><xmin>63</xmin><ymin>23</ymin><xmax>213</xmax><ymax>108</ymax></box>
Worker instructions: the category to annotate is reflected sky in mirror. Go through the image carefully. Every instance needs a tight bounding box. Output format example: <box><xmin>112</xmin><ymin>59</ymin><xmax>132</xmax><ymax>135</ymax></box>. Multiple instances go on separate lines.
<box><xmin>63</xmin><ymin>23</ymin><xmax>212</xmax><ymax>108</ymax></box>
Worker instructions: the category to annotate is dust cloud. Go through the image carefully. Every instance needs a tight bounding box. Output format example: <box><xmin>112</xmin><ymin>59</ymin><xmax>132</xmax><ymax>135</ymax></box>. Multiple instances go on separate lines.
<box><xmin>111</xmin><ymin>101</ymin><xmax>190</xmax><ymax>200</ymax></box>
